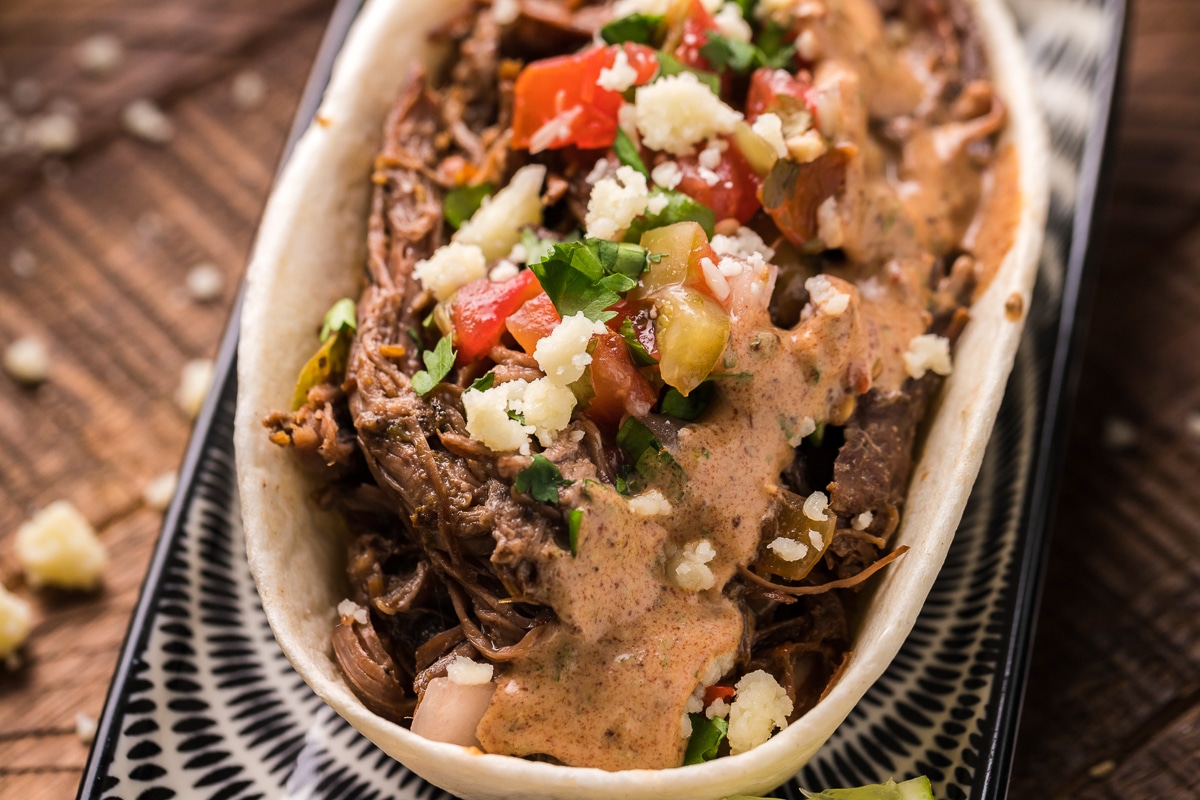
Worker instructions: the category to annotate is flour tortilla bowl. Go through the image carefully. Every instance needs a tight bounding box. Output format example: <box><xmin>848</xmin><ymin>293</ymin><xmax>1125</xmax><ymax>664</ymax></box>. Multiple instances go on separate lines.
<box><xmin>234</xmin><ymin>0</ymin><xmax>1049</xmax><ymax>796</ymax></box>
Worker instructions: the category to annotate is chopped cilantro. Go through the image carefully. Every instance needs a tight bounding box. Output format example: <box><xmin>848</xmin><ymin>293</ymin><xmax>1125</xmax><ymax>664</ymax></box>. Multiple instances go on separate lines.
<box><xmin>624</xmin><ymin>189</ymin><xmax>716</xmax><ymax>243</ymax></box>
<box><xmin>520</xmin><ymin>228</ymin><xmax>562</xmax><ymax>267</ymax></box>
<box><xmin>410</xmin><ymin>334</ymin><xmax>455</xmax><ymax>396</ymax></box>
<box><xmin>600</xmin><ymin>13</ymin><xmax>663</xmax><ymax>45</ymax></box>
<box><xmin>515</xmin><ymin>454</ymin><xmax>573</xmax><ymax>504</ymax></box>
<box><xmin>567</xmin><ymin>508</ymin><xmax>584</xmax><ymax>556</ymax></box>
<box><xmin>529</xmin><ymin>239</ymin><xmax>649</xmax><ymax>322</ymax></box>
<box><xmin>507</xmin><ymin>409</ymin><xmax>527</xmax><ymax>424</ymax></box>
<box><xmin>618</xmin><ymin>318</ymin><xmax>658</xmax><ymax>366</ymax></box>
<box><xmin>755</xmin><ymin>20</ymin><xmax>795</xmax><ymax>69</ymax></box>
<box><xmin>660</xmin><ymin>382</ymin><xmax>714</xmax><ymax>421</ymax></box>
<box><xmin>734</xmin><ymin>0</ymin><xmax>758</xmax><ymax>17</ymax></box>
<box><xmin>616</xmin><ymin>417</ymin><xmax>683</xmax><ymax>487</ymax></box>
<box><xmin>319</xmin><ymin>298</ymin><xmax>357</xmax><ymax>342</ymax></box>
<box><xmin>683</xmin><ymin>713</ymin><xmax>728</xmax><ymax>765</ymax></box>
<box><xmin>469</xmin><ymin>372</ymin><xmax>495</xmax><ymax>392</ymax></box>
<box><xmin>614</xmin><ymin>128</ymin><xmax>649</xmax><ymax>179</ymax></box>
<box><xmin>292</xmin><ymin>299</ymin><xmax>357</xmax><ymax>410</ymax></box>
<box><xmin>654</xmin><ymin>52</ymin><xmax>722</xmax><ymax>95</ymax></box>
<box><xmin>443</xmin><ymin>183</ymin><xmax>493</xmax><ymax>230</ymax></box>
<box><xmin>700</xmin><ymin>32</ymin><xmax>762</xmax><ymax>73</ymax></box>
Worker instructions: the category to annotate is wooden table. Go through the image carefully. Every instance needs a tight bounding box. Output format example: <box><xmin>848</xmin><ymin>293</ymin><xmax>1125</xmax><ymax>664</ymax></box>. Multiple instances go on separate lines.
<box><xmin>0</xmin><ymin>1</ymin><xmax>1195</xmax><ymax>798</ymax></box>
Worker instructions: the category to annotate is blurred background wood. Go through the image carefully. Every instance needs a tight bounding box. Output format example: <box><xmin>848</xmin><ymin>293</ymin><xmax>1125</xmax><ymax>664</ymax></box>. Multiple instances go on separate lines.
<box><xmin>0</xmin><ymin>0</ymin><xmax>1195</xmax><ymax>798</ymax></box>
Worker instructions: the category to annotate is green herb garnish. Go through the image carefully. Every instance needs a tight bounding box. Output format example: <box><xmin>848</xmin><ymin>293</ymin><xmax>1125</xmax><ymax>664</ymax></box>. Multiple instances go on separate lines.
<box><xmin>683</xmin><ymin>714</ymin><xmax>728</xmax><ymax>765</ymax></box>
<box><xmin>469</xmin><ymin>372</ymin><xmax>495</xmax><ymax>392</ymax></box>
<box><xmin>520</xmin><ymin>228</ymin><xmax>561</xmax><ymax>267</ymax></box>
<box><xmin>600</xmin><ymin>13</ymin><xmax>663</xmax><ymax>45</ymax></box>
<box><xmin>618</xmin><ymin>318</ymin><xmax>657</xmax><ymax>366</ymax></box>
<box><xmin>699</xmin><ymin>32</ymin><xmax>762</xmax><ymax>73</ymax></box>
<box><xmin>654</xmin><ymin>52</ymin><xmax>722</xmax><ymax>95</ymax></box>
<box><xmin>660</xmin><ymin>382</ymin><xmax>714</xmax><ymax>421</ymax></box>
<box><xmin>515</xmin><ymin>454</ymin><xmax>573</xmax><ymax>504</ymax></box>
<box><xmin>567</xmin><ymin>508</ymin><xmax>584</xmax><ymax>556</ymax></box>
<box><xmin>613</xmin><ymin>128</ymin><xmax>649</xmax><ymax>179</ymax></box>
<box><xmin>624</xmin><ymin>189</ymin><xmax>716</xmax><ymax>243</ymax></box>
<box><xmin>410</xmin><ymin>334</ymin><xmax>455</xmax><ymax>396</ymax></box>
<box><xmin>443</xmin><ymin>183</ymin><xmax>493</xmax><ymax>230</ymax></box>
<box><xmin>755</xmin><ymin>19</ymin><xmax>795</xmax><ymax>68</ymax></box>
<box><xmin>292</xmin><ymin>298</ymin><xmax>357</xmax><ymax>409</ymax></box>
<box><xmin>529</xmin><ymin>239</ymin><xmax>649</xmax><ymax>322</ymax></box>
<box><xmin>616</xmin><ymin>417</ymin><xmax>682</xmax><ymax>486</ymax></box>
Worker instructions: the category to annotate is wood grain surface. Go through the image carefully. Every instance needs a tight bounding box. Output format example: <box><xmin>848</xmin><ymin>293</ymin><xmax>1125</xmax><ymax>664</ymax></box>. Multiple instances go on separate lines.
<box><xmin>0</xmin><ymin>1</ymin><xmax>1196</xmax><ymax>799</ymax></box>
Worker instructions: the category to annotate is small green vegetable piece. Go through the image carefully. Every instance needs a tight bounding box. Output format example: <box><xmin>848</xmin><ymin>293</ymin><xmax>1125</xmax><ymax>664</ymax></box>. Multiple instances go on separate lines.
<box><xmin>410</xmin><ymin>334</ymin><xmax>455</xmax><ymax>396</ymax></box>
<box><xmin>292</xmin><ymin>298</ymin><xmax>357</xmax><ymax>410</ymax></box>
<box><xmin>614</xmin><ymin>128</ymin><xmax>650</xmax><ymax>179</ymax></box>
<box><xmin>618</xmin><ymin>318</ymin><xmax>658</xmax><ymax>366</ymax></box>
<box><xmin>529</xmin><ymin>239</ymin><xmax>649</xmax><ymax>322</ymax></box>
<box><xmin>515</xmin><ymin>454</ymin><xmax>573</xmax><ymax>504</ymax></box>
<box><xmin>567</xmin><ymin>508</ymin><xmax>584</xmax><ymax>556</ymax></box>
<box><xmin>699</xmin><ymin>32</ymin><xmax>762</xmax><ymax>73</ymax></box>
<box><xmin>520</xmin><ymin>228</ymin><xmax>559</xmax><ymax>267</ymax></box>
<box><xmin>654</xmin><ymin>52</ymin><xmax>722</xmax><ymax>94</ymax></box>
<box><xmin>754</xmin><ymin>20</ymin><xmax>795</xmax><ymax>68</ymax></box>
<box><xmin>724</xmin><ymin>776</ymin><xmax>936</xmax><ymax>800</ymax></box>
<box><xmin>616</xmin><ymin>417</ymin><xmax>682</xmax><ymax>486</ymax></box>
<box><xmin>660</xmin><ymin>381</ymin><xmax>714</xmax><ymax>421</ymax></box>
<box><xmin>443</xmin><ymin>183</ymin><xmax>494</xmax><ymax>230</ymax></box>
<box><xmin>600</xmin><ymin>13</ymin><xmax>664</xmax><ymax>45</ymax></box>
<box><xmin>624</xmin><ymin>189</ymin><xmax>716</xmax><ymax>243</ymax></box>
<box><xmin>683</xmin><ymin>714</ymin><xmax>728</xmax><ymax>765</ymax></box>
<box><xmin>470</xmin><ymin>372</ymin><xmax>495</xmax><ymax>392</ymax></box>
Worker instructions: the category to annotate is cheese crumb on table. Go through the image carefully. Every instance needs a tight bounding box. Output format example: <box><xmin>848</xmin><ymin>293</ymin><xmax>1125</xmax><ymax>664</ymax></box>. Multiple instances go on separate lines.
<box><xmin>231</xmin><ymin>70</ymin><xmax>267</xmax><ymax>111</ymax></box>
<box><xmin>77</xmin><ymin>33</ymin><xmax>123</xmax><ymax>77</ymax></box>
<box><xmin>4</xmin><ymin>335</ymin><xmax>49</xmax><ymax>384</ymax></box>
<box><xmin>122</xmin><ymin>99</ymin><xmax>174</xmax><ymax>144</ymax></box>
<box><xmin>142</xmin><ymin>471</ymin><xmax>179</xmax><ymax>511</ymax></box>
<box><xmin>727</xmin><ymin>669</ymin><xmax>793</xmax><ymax>754</ymax></box>
<box><xmin>0</xmin><ymin>583</ymin><xmax>32</xmax><ymax>670</ymax></box>
<box><xmin>15</xmin><ymin>500</ymin><xmax>106</xmax><ymax>591</ymax></box>
<box><xmin>185</xmin><ymin>262</ymin><xmax>224</xmax><ymax>303</ymax></box>
<box><xmin>75</xmin><ymin>712</ymin><xmax>98</xmax><ymax>744</ymax></box>
<box><xmin>177</xmin><ymin>358</ymin><xmax>214</xmax><ymax>419</ymax></box>
<box><xmin>25</xmin><ymin>112</ymin><xmax>80</xmax><ymax>155</ymax></box>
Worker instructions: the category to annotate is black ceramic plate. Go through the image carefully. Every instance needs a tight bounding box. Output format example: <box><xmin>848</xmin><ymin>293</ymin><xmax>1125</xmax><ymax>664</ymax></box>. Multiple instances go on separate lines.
<box><xmin>77</xmin><ymin>1</ymin><xmax>1127</xmax><ymax>798</ymax></box>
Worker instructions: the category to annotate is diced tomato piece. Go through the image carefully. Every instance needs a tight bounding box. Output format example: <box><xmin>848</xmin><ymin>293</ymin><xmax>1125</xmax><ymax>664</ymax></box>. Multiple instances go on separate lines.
<box><xmin>450</xmin><ymin>271</ymin><xmax>543</xmax><ymax>365</ymax></box>
<box><xmin>760</xmin><ymin>148</ymin><xmax>850</xmax><ymax>247</ymax></box>
<box><xmin>605</xmin><ymin>300</ymin><xmax>660</xmax><ymax>362</ymax></box>
<box><xmin>505</xmin><ymin>292</ymin><xmax>562</xmax><ymax>355</ymax></box>
<box><xmin>583</xmin><ymin>334</ymin><xmax>658</xmax><ymax>430</ymax></box>
<box><xmin>511</xmin><ymin>44</ymin><xmax>658</xmax><ymax>152</ymax></box>
<box><xmin>746</xmin><ymin>67</ymin><xmax>813</xmax><ymax>121</ymax></box>
<box><xmin>670</xmin><ymin>0</ymin><xmax>719</xmax><ymax>71</ymax></box>
<box><xmin>674</xmin><ymin>140</ymin><xmax>763</xmax><ymax>224</ymax></box>
<box><xmin>703</xmin><ymin>684</ymin><xmax>736</xmax><ymax>706</ymax></box>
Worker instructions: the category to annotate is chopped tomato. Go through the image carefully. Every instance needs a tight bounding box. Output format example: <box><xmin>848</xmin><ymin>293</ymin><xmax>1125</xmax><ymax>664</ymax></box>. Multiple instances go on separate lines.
<box><xmin>511</xmin><ymin>44</ymin><xmax>658</xmax><ymax>152</ymax></box>
<box><xmin>674</xmin><ymin>140</ymin><xmax>763</xmax><ymax>224</ymax></box>
<box><xmin>505</xmin><ymin>292</ymin><xmax>561</xmax><ymax>355</ymax></box>
<box><xmin>450</xmin><ymin>270</ymin><xmax>543</xmax><ymax>364</ymax></box>
<box><xmin>583</xmin><ymin>333</ymin><xmax>658</xmax><ymax>430</ymax></box>
<box><xmin>746</xmin><ymin>67</ymin><xmax>813</xmax><ymax>121</ymax></box>
<box><xmin>606</xmin><ymin>300</ymin><xmax>659</xmax><ymax>362</ymax></box>
<box><xmin>760</xmin><ymin>147</ymin><xmax>849</xmax><ymax>247</ymax></box>
<box><xmin>703</xmin><ymin>684</ymin><xmax>736</xmax><ymax>706</ymax></box>
<box><xmin>669</xmin><ymin>0</ymin><xmax>719</xmax><ymax>71</ymax></box>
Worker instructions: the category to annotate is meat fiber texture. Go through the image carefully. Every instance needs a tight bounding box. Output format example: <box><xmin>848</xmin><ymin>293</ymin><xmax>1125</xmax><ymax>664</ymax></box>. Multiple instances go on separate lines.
<box><xmin>234</xmin><ymin>0</ymin><xmax>1049</xmax><ymax>798</ymax></box>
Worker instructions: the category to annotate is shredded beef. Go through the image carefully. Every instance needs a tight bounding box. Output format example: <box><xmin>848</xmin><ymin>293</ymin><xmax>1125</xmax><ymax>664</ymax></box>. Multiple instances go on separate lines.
<box><xmin>263</xmin><ymin>382</ymin><xmax>356</xmax><ymax>475</ymax></box>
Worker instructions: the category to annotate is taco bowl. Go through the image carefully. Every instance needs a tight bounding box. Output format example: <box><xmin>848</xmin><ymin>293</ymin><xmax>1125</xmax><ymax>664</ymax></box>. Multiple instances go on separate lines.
<box><xmin>235</xmin><ymin>0</ymin><xmax>1048</xmax><ymax>797</ymax></box>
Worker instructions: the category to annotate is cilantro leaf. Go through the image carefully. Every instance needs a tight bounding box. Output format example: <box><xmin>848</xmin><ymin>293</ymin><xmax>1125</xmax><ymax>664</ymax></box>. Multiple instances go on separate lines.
<box><xmin>600</xmin><ymin>13</ymin><xmax>663</xmax><ymax>45</ymax></box>
<box><xmin>755</xmin><ymin>20</ymin><xmax>795</xmax><ymax>69</ymax></box>
<box><xmin>469</xmin><ymin>372</ymin><xmax>495</xmax><ymax>392</ymax></box>
<box><xmin>660</xmin><ymin>381</ymin><xmax>714</xmax><ymax>421</ymax></box>
<box><xmin>624</xmin><ymin>189</ymin><xmax>716</xmax><ymax>243</ymax></box>
<box><xmin>683</xmin><ymin>713</ymin><xmax>728</xmax><ymax>765</ymax></box>
<box><xmin>319</xmin><ymin>298</ymin><xmax>357</xmax><ymax>342</ymax></box>
<box><xmin>654</xmin><ymin>52</ymin><xmax>722</xmax><ymax>95</ymax></box>
<box><xmin>443</xmin><ymin>183</ymin><xmax>493</xmax><ymax>230</ymax></box>
<box><xmin>618</xmin><ymin>318</ymin><xmax>658</xmax><ymax>366</ymax></box>
<box><xmin>411</xmin><ymin>334</ymin><xmax>455</xmax><ymax>396</ymax></box>
<box><xmin>520</xmin><ymin>228</ymin><xmax>560</xmax><ymax>267</ymax></box>
<box><xmin>515</xmin><ymin>454</ymin><xmax>573</xmax><ymax>504</ymax></box>
<box><xmin>567</xmin><ymin>508</ymin><xmax>584</xmax><ymax>556</ymax></box>
<box><xmin>700</xmin><ymin>32</ymin><xmax>762</xmax><ymax>73</ymax></box>
<box><xmin>616</xmin><ymin>417</ymin><xmax>684</xmax><ymax>488</ymax></box>
<box><xmin>614</xmin><ymin>128</ymin><xmax>649</xmax><ymax>179</ymax></box>
<box><xmin>293</xmin><ymin>299</ymin><xmax>357</xmax><ymax>409</ymax></box>
<box><xmin>529</xmin><ymin>239</ymin><xmax>649</xmax><ymax>322</ymax></box>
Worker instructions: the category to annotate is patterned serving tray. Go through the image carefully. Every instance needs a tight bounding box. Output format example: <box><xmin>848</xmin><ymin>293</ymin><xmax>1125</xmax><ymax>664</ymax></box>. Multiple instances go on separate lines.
<box><xmin>77</xmin><ymin>1</ymin><xmax>1127</xmax><ymax>798</ymax></box>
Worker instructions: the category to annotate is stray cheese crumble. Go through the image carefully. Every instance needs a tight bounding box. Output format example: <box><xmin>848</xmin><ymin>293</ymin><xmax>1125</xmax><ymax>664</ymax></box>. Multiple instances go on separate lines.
<box><xmin>16</xmin><ymin>501</ymin><xmax>106</xmax><ymax>590</ymax></box>
<box><xmin>671</xmin><ymin>539</ymin><xmax>717</xmax><ymax>591</ymax></box>
<box><xmin>0</xmin><ymin>583</ymin><xmax>32</xmax><ymax>670</ymax></box>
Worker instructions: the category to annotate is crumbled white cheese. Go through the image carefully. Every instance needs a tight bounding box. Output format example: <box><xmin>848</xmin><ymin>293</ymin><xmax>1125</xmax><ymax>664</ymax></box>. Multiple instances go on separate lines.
<box><xmin>767</xmin><ymin>536</ymin><xmax>809</xmax><ymax>562</ymax></box>
<box><xmin>447</xmin><ymin>655</ymin><xmax>494</xmax><ymax>686</ymax></box>
<box><xmin>529</xmin><ymin>105</ymin><xmax>582</xmax><ymax>154</ymax></box>
<box><xmin>699</xmin><ymin>256</ymin><xmax>730</xmax><ymax>301</ymax></box>
<box><xmin>10</xmin><ymin>248</ymin><xmax>36</xmax><ymax>278</ymax></box>
<box><xmin>75</xmin><ymin>711</ymin><xmax>97</xmax><ymax>744</ymax></box>
<box><xmin>25</xmin><ymin>113</ymin><xmax>79</xmax><ymax>155</ymax></box>
<box><xmin>15</xmin><ymin>501</ymin><xmax>106</xmax><ymax>591</ymax></box>
<box><xmin>808</xmin><ymin>529</ymin><xmax>825</xmax><ymax>550</ymax></box>
<box><xmin>713</xmin><ymin>2</ymin><xmax>753</xmax><ymax>41</ymax></box>
<box><xmin>751</xmin><ymin>113</ymin><xmax>788</xmax><ymax>159</ymax></box>
<box><xmin>680</xmin><ymin>712</ymin><xmax>693</xmax><ymax>739</ymax></box>
<box><xmin>650</xmin><ymin>160</ymin><xmax>683</xmax><ymax>190</ymax></box>
<box><xmin>4</xmin><ymin>336</ymin><xmax>49</xmax><ymax>385</ymax></box>
<box><xmin>585</xmin><ymin>165</ymin><xmax>649</xmax><ymax>241</ymax></box>
<box><xmin>717</xmin><ymin>257</ymin><xmax>745</xmax><ymax>278</ymax></box>
<box><xmin>618</xmin><ymin>103</ymin><xmax>641</xmax><ymax>144</ymax></box>
<box><xmin>786</xmin><ymin>416</ymin><xmax>817</xmax><ymax>447</ymax></box>
<box><xmin>671</xmin><ymin>540</ymin><xmax>717</xmax><ymax>592</ymax></box>
<box><xmin>795</xmin><ymin>28</ymin><xmax>821</xmax><ymax>62</ymax></box>
<box><xmin>142</xmin><ymin>471</ymin><xmax>178</xmax><ymax>511</ymax></box>
<box><xmin>177</xmin><ymin>358</ymin><xmax>214</xmax><ymax>419</ymax></box>
<box><xmin>803</xmin><ymin>491</ymin><xmax>829</xmax><ymax>522</ymax></box>
<box><xmin>787</xmin><ymin>128</ymin><xmax>828</xmax><ymax>163</ymax></box>
<box><xmin>711</xmin><ymin>226</ymin><xmax>774</xmax><ymax>262</ymax></box>
<box><xmin>586</xmin><ymin>157</ymin><xmax>616</xmax><ymax>185</ymax></box>
<box><xmin>706</xmin><ymin>697</ymin><xmax>730</xmax><ymax>719</ymax></box>
<box><xmin>413</xmin><ymin>242</ymin><xmax>488</xmax><ymax>302</ymax></box>
<box><xmin>698</xmin><ymin>139</ymin><xmax>727</xmax><ymax>170</ymax></box>
<box><xmin>77</xmin><ymin>33</ymin><xmax>124</xmax><ymax>77</ymax></box>
<box><xmin>463</xmin><ymin>382</ymin><xmax>534</xmax><ymax>455</ymax></box>
<box><xmin>646</xmin><ymin>192</ymin><xmax>670</xmax><ymax>215</ymax></box>
<box><xmin>455</xmin><ymin>164</ymin><xmax>546</xmax><ymax>261</ymax></box>
<box><xmin>805</xmin><ymin>275</ymin><xmax>850</xmax><ymax>316</ymax></box>
<box><xmin>635</xmin><ymin>72</ymin><xmax>742</xmax><ymax>156</ymax></box>
<box><xmin>231</xmin><ymin>70</ymin><xmax>267</xmax><ymax>111</ymax></box>
<box><xmin>903</xmin><ymin>334</ymin><xmax>953</xmax><ymax>379</ymax></box>
<box><xmin>488</xmin><ymin>260</ymin><xmax>520</xmax><ymax>282</ymax></box>
<box><xmin>122</xmin><ymin>99</ymin><xmax>174</xmax><ymax>144</ymax></box>
<box><xmin>0</xmin><ymin>583</ymin><xmax>32</xmax><ymax>670</ymax></box>
<box><xmin>727</xmin><ymin>670</ymin><xmax>793</xmax><ymax>754</ymax></box>
<box><xmin>535</xmin><ymin>311</ymin><xmax>608</xmax><ymax>385</ymax></box>
<box><xmin>629</xmin><ymin>489</ymin><xmax>673</xmax><ymax>516</ymax></box>
<box><xmin>185</xmin><ymin>262</ymin><xmax>224</xmax><ymax>303</ymax></box>
<box><xmin>613</xmin><ymin>0</ymin><xmax>672</xmax><ymax>16</ymax></box>
<box><xmin>816</xmin><ymin>196</ymin><xmax>844</xmax><ymax>248</ymax></box>
<box><xmin>598</xmin><ymin>48</ymin><xmax>638</xmax><ymax>93</ymax></box>
<box><xmin>337</xmin><ymin>599</ymin><xmax>370</xmax><ymax>625</ymax></box>
<box><xmin>697</xmin><ymin>165</ymin><xmax>721</xmax><ymax>187</ymax></box>
<box><xmin>852</xmin><ymin>511</ymin><xmax>874</xmax><ymax>531</ymax></box>
<box><xmin>513</xmin><ymin>377</ymin><xmax>576</xmax><ymax>446</ymax></box>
